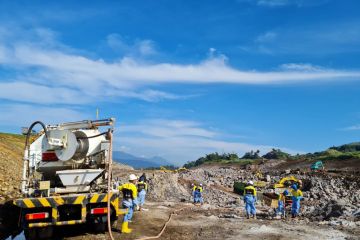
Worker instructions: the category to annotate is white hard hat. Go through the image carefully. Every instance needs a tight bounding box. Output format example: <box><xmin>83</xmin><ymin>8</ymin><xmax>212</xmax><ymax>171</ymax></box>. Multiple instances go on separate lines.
<box><xmin>248</xmin><ymin>180</ymin><xmax>254</xmax><ymax>185</ymax></box>
<box><xmin>199</xmin><ymin>183</ymin><xmax>203</xmax><ymax>186</ymax></box>
<box><xmin>129</xmin><ymin>174</ymin><xmax>138</xmax><ymax>181</ymax></box>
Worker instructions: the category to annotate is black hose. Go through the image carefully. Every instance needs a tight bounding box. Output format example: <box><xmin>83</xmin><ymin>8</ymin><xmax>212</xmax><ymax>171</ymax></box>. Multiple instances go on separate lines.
<box><xmin>24</xmin><ymin>121</ymin><xmax>48</xmax><ymax>149</ymax></box>
<box><xmin>22</xmin><ymin>121</ymin><xmax>48</xmax><ymax>195</ymax></box>
<box><xmin>77</xmin><ymin>132</ymin><xmax>108</xmax><ymax>139</ymax></box>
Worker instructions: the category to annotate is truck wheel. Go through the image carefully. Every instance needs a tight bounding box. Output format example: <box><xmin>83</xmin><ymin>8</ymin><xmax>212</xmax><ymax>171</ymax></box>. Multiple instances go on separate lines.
<box><xmin>25</xmin><ymin>227</ymin><xmax>53</xmax><ymax>240</ymax></box>
<box><xmin>90</xmin><ymin>218</ymin><xmax>117</xmax><ymax>232</ymax></box>
<box><xmin>24</xmin><ymin>228</ymin><xmax>38</xmax><ymax>240</ymax></box>
<box><xmin>38</xmin><ymin>226</ymin><xmax>53</xmax><ymax>239</ymax></box>
<box><xmin>91</xmin><ymin>216</ymin><xmax>107</xmax><ymax>232</ymax></box>
<box><xmin>93</xmin><ymin>222</ymin><xmax>107</xmax><ymax>232</ymax></box>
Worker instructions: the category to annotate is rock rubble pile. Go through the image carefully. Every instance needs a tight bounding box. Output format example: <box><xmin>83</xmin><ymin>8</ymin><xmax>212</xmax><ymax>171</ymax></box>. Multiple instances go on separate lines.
<box><xmin>146</xmin><ymin>166</ymin><xmax>360</xmax><ymax>227</ymax></box>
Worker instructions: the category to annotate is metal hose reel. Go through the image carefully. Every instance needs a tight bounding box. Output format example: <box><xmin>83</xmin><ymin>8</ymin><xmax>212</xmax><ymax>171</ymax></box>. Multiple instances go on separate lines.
<box><xmin>42</xmin><ymin>130</ymin><xmax>90</xmax><ymax>161</ymax></box>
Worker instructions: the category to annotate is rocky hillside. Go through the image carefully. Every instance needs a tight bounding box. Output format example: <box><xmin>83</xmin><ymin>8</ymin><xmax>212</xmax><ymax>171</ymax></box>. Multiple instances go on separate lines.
<box><xmin>136</xmin><ymin>164</ymin><xmax>359</xmax><ymax>228</ymax></box>
<box><xmin>0</xmin><ymin>133</ymin><xmax>25</xmax><ymax>203</ymax></box>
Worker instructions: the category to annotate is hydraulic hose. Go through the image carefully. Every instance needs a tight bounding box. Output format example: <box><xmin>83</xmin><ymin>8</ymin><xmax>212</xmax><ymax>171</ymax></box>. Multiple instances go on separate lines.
<box><xmin>135</xmin><ymin>206</ymin><xmax>191</xmax><ymax>240</ymax></box>
<box><xmin>22</xmin><ymin>121</ymin><xmax>48</xmax><ymax>195</ymax></box>
<box><xmin>106</xmin><ymin>130</ymin><xmax>115</xmax><ymax>240</ymax></box>
<box><xmin>24</xmin><ymin>121</ymin><xmax>48</xmax><ymax>148</ymax></box>
<box><xmin>77</xmin><ymin>131</ymin><xmax>108</xmax><ymax>139</ymax></box>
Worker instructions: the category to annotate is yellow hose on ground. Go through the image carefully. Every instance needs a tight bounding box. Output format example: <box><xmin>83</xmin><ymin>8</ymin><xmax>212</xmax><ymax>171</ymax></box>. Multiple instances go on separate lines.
<box><xmin>135</xmin><ymin>206</ymin><xmax>191</xmax><ymax>240</ymax></box>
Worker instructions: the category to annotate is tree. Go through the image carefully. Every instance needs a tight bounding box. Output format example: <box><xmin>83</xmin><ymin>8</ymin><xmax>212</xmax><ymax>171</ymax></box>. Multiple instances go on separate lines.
<box><xmin>262</xmin><ymin>148</ymin><xmax>290</xmax><ymax>160</ymax></box>
<box><xmin>183</xmin><ymin>152</ymin><xmax>240</xmax><ymax>168</ymax></box>
<box><xmin>241</xmin><ymin>150</ymin><xmax>262</xmax><ymax>159</ymax></box>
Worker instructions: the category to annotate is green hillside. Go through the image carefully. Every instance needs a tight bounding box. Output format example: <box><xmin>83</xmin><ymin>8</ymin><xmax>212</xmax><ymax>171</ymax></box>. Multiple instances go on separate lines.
<box><xmin>183</xmin><ymin>143</ymin><xmax>360</xmax><ymax>169</ymax></box>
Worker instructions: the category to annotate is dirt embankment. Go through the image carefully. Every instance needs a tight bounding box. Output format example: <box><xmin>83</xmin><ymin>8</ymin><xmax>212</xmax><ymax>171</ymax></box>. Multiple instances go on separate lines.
<box><xmin>0</xmin><ymin>133</ymin><xmax>25</xmax><ymax>202</ymax></box>
<box><xmin>259</xmin><ymin>157</ymin><xmax>360</xmax><ymax>173</ymax></box>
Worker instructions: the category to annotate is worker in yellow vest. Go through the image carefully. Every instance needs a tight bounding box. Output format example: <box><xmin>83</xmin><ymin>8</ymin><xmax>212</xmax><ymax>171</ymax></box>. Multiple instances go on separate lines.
<box><xmin>290</xmin><ymin>184</ymin><xmax>303</xmax><ymax>218</ymax></box>
<box><xmin>119</xmin><ymin>174</ymin><xmax>138</xmax><ymax>233</ymax></box>
<box><xmin>243</xmin><ymin>181</ymin><xmax>257</xmax><ymax>219</ymax></box>
<box><xmin>277</xmin><ymin>190</ymin><xmax>289</xmax><ymax>218</ymax></box>
<box><xmin>137</xmin><ymin>180</ymin><xmax>148</xmax><ymax>211</ymax></box>
<box><xmin>192</xmin><ymin>183</ymin><xmax>203</xmax><ymax>204</ymax></box>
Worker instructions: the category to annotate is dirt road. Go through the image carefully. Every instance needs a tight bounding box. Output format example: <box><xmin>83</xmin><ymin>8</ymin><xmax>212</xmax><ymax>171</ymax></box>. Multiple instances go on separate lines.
<box><xmin>19</xmin><ymin>201</ymin><xmax>353</xmax><ymax>240</ymax></box>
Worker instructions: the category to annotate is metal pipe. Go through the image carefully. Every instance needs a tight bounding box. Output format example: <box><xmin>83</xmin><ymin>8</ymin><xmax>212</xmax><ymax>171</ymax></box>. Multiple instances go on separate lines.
<box><xmin>53</xmin><ymin>118</ymin><xmax>115</xmax><ymax>130</ymax></box>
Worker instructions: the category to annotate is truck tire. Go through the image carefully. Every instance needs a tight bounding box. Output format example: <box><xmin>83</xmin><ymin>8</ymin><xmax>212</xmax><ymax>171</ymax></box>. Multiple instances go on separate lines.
<box><xmin>24</xmin><ymin>228</ymin><xmax>37</xmax><ymax>240</ymax></box>
<box><xmin>90</xmin><ymin>216</ymin><xmax>107</xmax><ymax>232</ymax></box>
<box><xmin>25</xmin><ymin>226</ymin><xmax>53</xmax><ymax>240</ymax></box>
<box><xmin>89</xmin><ymin>217</ymin><xmax>117</xmax><ymax>232</ymax></box>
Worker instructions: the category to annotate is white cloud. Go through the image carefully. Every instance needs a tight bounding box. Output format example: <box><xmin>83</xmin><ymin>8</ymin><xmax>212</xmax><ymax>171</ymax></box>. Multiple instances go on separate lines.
<box><xmin>250</xmin><ymin>21</ymin><xmax>360</xmax><ymax>55</ymax></box>
<box><xmin>115</xmin><ymin>89</ymin><xmax>187</xmax><ymax>102</ymax></box>
<box><xmin>0</xmin><ymin>103</ymin><xmax>89</xmax><ymax>128</ymax></box>
<box><xmin>279</xmin><ymin>63</ymin><xmax>324</xmax><ymax>72</ymax></box>
<box><xmin>0</xmin><ymin>82</ymin><xmax>88</xmax><ymax>104</ymax></box>
<box><xmin>256</xmin><ymin>31</ymin><xmax>277</xmax><ymax>43</ymax></box>
<box><xmin>106</xmin><ymin>34</ymin><xmax>157</xmax><ymax>56</ymax></box>
<box><xmin>8</xmin><ymin>44</ymin><xmax>360</xmax><ymax>83</ymax></box>
<box><xmin>119</xmin><ymin>119</ymin><xmax>217</xmax><ymax>139</ymax></box>
<box><xmin>0</xmin><ymin>45</ymin><xmax>8</xmax><ymax>62</ymax></box>
<box><xmin>0</xmin><ymin>25</ymin><xmax>360</xmax><ymax>106</ymax></box>
<box><xmin>115</xmin><ymin>119</ymin><xmax>300</xmax><ymax>164</ymax></box>
<box><xmin>257</xmin><ymin>0</ymin><xmax>294</xmax><ymax>6</ymax></box>
<box><xmin>341</xmin><ymin>125</ymin><xmax>360</xmax><ymax>131</ymax></box>
<box><xmin>137</xmin><ymin>40</ymin><xmax>157</xmax><ymax>56</ymax></box>
<box><xmin>254</xmin><ymin>0</ymin><xmax>328</xmax><ymax>7</ymax></box>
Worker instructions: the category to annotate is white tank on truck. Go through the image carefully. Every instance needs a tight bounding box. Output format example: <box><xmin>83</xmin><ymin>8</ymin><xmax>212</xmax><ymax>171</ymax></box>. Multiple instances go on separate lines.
<box><xmin>12</xmin><ymin>118</ymin><xmax>125</xmax><ymax>239</ymax></box>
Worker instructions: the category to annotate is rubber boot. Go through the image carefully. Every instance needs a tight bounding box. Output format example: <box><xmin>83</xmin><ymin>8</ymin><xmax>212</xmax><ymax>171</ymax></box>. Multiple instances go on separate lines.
<box><xmin>253</xmin><ymin>214</ymin><xmax>257</xmax><ymax>219</ymax></box>
<box><xmin>121</xmin><ymin>221</ymin><xmax>132</xmax><ymax>234</ymax></box>
<box><xmin>246</xmin><ymin>213</ymin><xmax>250</xmax><ymax>219</ymax></box>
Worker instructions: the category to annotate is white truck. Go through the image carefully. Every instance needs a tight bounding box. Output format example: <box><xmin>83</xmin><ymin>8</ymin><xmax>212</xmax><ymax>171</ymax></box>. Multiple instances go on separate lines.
<box><xmin>12</xmin><ymin>118</ymin><xmax>124</xmax><ymax>239</ymax></box>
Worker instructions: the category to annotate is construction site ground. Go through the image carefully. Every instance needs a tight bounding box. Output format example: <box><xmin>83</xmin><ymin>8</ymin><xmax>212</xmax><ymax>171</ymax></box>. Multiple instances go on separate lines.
<box><xmin>1</xmin><ymin>133</ymin><xmax>359</xmax><ymax>240</ymax></box>
<box><xmin>6</xmin><ymin>200</ymin><xmax>357</xmax><ymax>240</ymax></box>
<box><xmin>119</xmin><ymin>201</ymin><xmax>358</xmax><ymax>240</ymax></box>
<box><xmin>2</xmin><ymin>169</ymin><xmax>360</xmax><ymax>240</ymax></box>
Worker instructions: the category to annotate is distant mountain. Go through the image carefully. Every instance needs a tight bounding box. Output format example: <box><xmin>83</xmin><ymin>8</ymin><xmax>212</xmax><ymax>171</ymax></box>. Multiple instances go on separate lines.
<box><xmin>112</xmin><ymin>151</ymin><xmax>172</xmax><ymax>169</ymax></box>
<box><xmin>148</xmin><ymin>156</ymin><xmax>172</xmax><ymax>166</ymax></box>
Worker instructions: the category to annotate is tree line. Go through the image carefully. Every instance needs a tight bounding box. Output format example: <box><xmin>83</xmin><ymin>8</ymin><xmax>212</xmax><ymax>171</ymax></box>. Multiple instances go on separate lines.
<box><xmin>183</xmin><ymin>148</ymin><xmax>290</xmax><ymax>168</ymax></box>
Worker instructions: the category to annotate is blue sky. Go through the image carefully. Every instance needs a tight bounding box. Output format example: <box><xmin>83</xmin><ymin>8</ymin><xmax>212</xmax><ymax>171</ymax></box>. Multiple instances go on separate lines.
<box><xmin>1</xmin><ymin>0</ymin><xmax>360</xmax><ymax>165</ymax></box>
